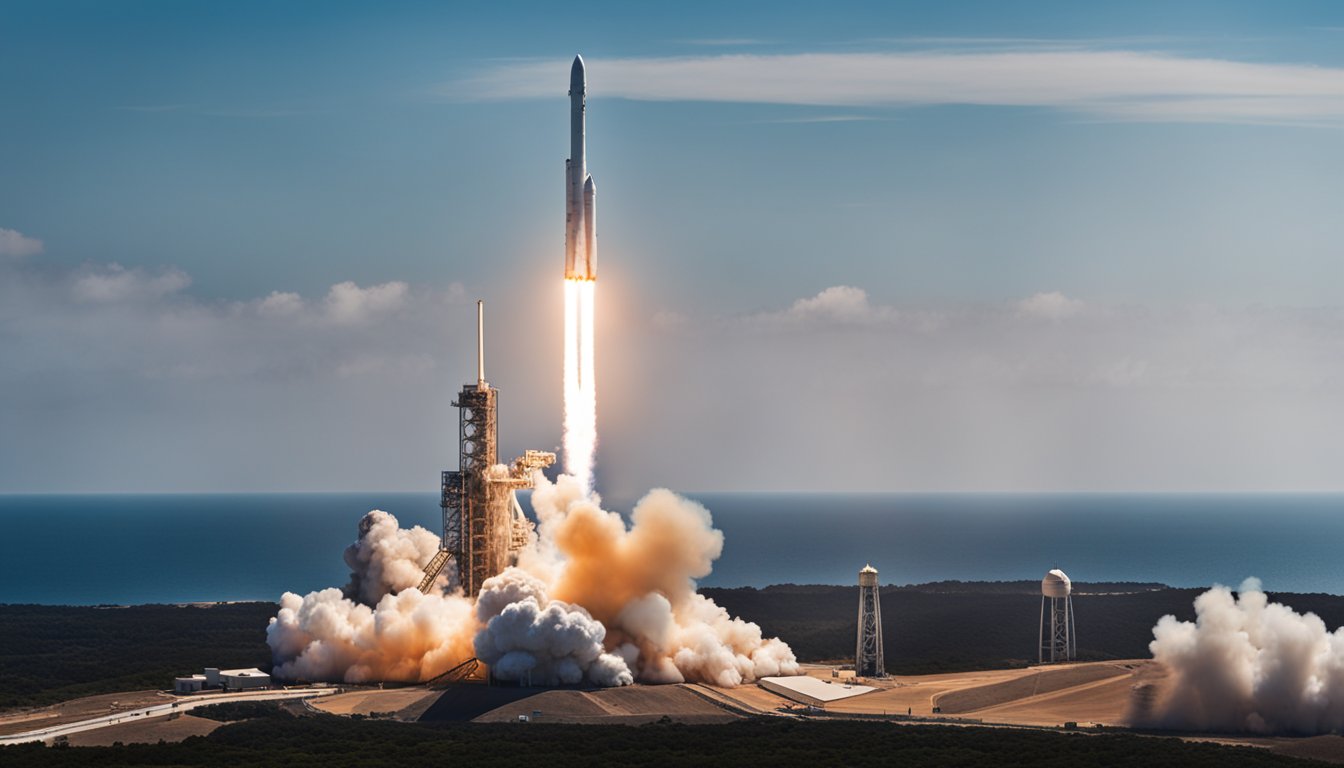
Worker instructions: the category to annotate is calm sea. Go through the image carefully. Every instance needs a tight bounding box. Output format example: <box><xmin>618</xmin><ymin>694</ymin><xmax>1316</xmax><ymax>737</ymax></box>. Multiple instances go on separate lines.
<box><xmin>1</xmin><ymin>493</ymin><xmax>1341</xmax><ymax>605</ymax></box>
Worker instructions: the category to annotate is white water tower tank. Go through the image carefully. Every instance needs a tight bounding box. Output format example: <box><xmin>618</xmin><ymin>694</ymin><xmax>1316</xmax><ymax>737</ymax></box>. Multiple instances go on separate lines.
<box><xmin>1039</xmin><ymin>568</ymin><xmax>1076</xmax><ymax>663</ymax></box>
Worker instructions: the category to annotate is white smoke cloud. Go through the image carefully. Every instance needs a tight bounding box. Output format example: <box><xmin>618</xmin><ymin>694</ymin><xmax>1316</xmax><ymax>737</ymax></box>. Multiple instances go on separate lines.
<box><xmin>1142</xmin><ymin>578</ymin><xmax>1344</xmax><ymax>734</ymax></box>
<box><xmin>473</xmin><ymin>569</ymin><xmax>634</xmax><ymax>686</ymax></box>
<box><xmin>0</xmin><ymin>227</ymin><xmax>43</xmax><ymax>259</ymax></box>
<box><xmin>267</xmin><ymin>587</ymin><xmax>476</xmax><ymax>684</ymax></box>
<box><xmin>267</xmin><ymin>479</ymin><xmax>798</xmax><ymax>687</ymax></box>
<box><xmin>342</xmin><ymin>510</ymin><xmax>447</xmax><ymax>604</ymax></box>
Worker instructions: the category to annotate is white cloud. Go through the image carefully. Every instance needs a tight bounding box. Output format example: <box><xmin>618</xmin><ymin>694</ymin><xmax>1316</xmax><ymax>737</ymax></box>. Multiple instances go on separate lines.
<box><xmin>71</xmin><ymin>263</ymin><xmax>191</xmax><ymax>302</ymax></box>
<box><xmin>459</xmin><ymin>49</ymin><xmax>1344</xmax><ymax>124</ymax></box>
<box><xmin>324</xmin><ymin>280</ymin><xmax>409</xmax><ymax>325</ymax></box>
<box><xmin>746</xmin><ymin>285</ymin><xmax>895</xmax><ymax>326</ymax></box>
<box><xmin>787</xmin><ymin>285</ymin><xmax>885</xmax><ymax>322</ymax></box>
<box><xmin>0</xmin><ymin>227</ymin><xmax>44</xmax><ymax>259</ymax></box>
<box><xmin>4</xmin><ymin>253</ymin><xmax>1343</xmax><ymax>494</ymax></box>
<box><xmin>257</xmin><ymin>290</ymin><xmax>305</xmax><ymax>316</ymax></box>
<box><xmin>1017</xmin><ymin>291</ymin><xmax>1085</xmax><ymax>320</ymax></box>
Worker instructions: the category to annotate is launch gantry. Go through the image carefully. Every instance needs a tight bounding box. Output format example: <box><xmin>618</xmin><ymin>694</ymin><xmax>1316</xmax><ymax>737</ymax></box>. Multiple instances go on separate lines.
<box><xmin>418</xmin><ymin>302</ymin><xmax>555</xmax><ymax>597</ymax></box>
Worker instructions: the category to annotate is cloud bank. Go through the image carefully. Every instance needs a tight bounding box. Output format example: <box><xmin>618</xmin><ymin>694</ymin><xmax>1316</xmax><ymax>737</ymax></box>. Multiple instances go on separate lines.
<box><xmin>458</xmin><ymin>48</ymin><xmax>1344</xmax><ymax>124</ymax></box>
<box><xmin>0</xmin><ymin>227</ymin><xmax>44</xmax><ymax>258</ymax></box>
<box><xmin>2</xmin><ymin>238</ymin><xmax>1342</xmax><ymax>495</ymax></box>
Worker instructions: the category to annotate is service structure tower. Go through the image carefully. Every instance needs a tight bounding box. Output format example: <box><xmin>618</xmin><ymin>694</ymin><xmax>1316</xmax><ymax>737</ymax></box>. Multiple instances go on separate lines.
<box><xmin>856</xmin><ymin>563</ymin><xmax>887</xmax><ymax>678</ymax></box>
<box><xmin>418</xmin><ymin>301</ymin><xmax>555</xmax><ymax>597</ymax></box>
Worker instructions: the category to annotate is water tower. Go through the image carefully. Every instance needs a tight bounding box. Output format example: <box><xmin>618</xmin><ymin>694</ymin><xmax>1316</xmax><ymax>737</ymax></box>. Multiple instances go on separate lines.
<box><xmin>1039</xmin><ymin>568</ymin><xmax>1077</xmax><ymax>663</ymax></box>
<box><xmin>856</xmin><ymin>564</ymin><xmax>886</xmax><ymax>677</ymax></box>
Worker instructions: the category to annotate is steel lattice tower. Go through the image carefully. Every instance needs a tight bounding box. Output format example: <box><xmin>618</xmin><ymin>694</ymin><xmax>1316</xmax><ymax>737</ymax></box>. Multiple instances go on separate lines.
<box><xmin>1039</xmin><ymin>568</ymin><xmax>1077</xmax><ymax>663</ymax></box>
<box><xmin>856</xmin><ymin>564</ymin><xmax>886</xmax><ymax>677</ymax></box>
<box><xmin>417</xmin><ymin>301</ymin><xmax>554</xmax><ymax>598</ymax></box>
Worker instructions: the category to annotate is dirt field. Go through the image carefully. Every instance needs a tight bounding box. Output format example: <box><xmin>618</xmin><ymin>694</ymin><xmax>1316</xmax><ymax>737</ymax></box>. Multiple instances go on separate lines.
<box><xmin>934</xmin><ymin>662</ymin><xmax>1134</xmax><ymax>714</ymax></box>
<box><xmin>0</xmin><ymin>691</ymin><xmax>167</xmax><ymax>737</ymax></box>
<box><xmin>63</xmin><ymin>714</ymin><xmax>221</xmax><ymax>746</ymax></box>
<box><xmin>312</xmin><ymin>688</ymin><xmax>441</xmax><ymax>718</ymax></box>
<box><xmin>707</xmin><ymin>661</ymin><xmax>1157</xmax><ymax>727</ymax></box>
<box><xmin>473</xmin><ymin>684</ymin><xmax>739</xmax><ymax>724</ymax></box>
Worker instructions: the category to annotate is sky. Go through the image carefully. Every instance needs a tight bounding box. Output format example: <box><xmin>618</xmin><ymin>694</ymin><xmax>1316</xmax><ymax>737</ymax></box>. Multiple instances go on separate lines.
<box><xmin>1</xmin><ymin>0</ymin><xmax>1342</xmax><ymax>496</ymax></box>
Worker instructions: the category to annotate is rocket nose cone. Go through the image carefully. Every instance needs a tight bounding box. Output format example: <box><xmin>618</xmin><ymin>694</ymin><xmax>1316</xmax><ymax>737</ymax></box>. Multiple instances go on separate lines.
<box><xmin>571</xmin><ymin>55</ymin><xmax>586</xmax><ymax>89</ymax></box>
<box><xmin>584</xmin><ymin>175</ymin><xmax>596</xmax><ymax>194</ymax></box>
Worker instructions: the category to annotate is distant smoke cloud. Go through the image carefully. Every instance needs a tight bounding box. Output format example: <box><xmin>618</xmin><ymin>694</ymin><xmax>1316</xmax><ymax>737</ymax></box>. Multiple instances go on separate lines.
<box><xmin>460</xmin><ymin>48</ymin><xmax>1344</xmax><ymax>125</ymax></box>
<box><xmin>1018</xmin><ymin>291</ymin><xmax>1085</xmax><ymax>320</ymax></box>
<box><xmin>267</xmin><ymin>480</ymin><xmax>799</xmax><ymax>687</ymax></box>
<box><xmin>1140</xmin><ymin>578</ymin><xmax>1344</xmax><ymax>734</ymax></box>
<box><xmin>72</xmin><ymin>263</ymin><xmax>191</xmax><ymax>302</ymax></box>
<box><xmin>0</xmin><ymin>227</ymin><xmax>43</xmax><ymax>259</ymax></box>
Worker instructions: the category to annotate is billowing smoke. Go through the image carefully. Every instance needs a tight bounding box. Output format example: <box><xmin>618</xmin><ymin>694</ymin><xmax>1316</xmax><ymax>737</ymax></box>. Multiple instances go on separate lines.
<box><xmin>267</xmin><ymin>479</ymin><xmax>799</xmax><ymax>687</ymax></box>
<box><xmin>474</xmin><ymin>568</ymin><xmax>634</xmax><ymax>686</ymax></box>
<box><xmin>268</xmin><ymin>587</ymin><xmax>477</xmax><ymax>683</ymax></box>
<box><xmin>1140</xmin><ymin>578</ymin><xmax>1344</xmax><ymax>734</ymax></box>
<box><xmin>342</xmin><ymin>509</ymin><xmax>447</xmax><ymax>604</ymax></box>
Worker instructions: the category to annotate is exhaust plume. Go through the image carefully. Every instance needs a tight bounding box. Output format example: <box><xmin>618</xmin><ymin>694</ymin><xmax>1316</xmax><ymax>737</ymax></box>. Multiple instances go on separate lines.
<box><xmin>1140</xmin><ymin>578</ymin><xmax>1344</xmax><ymax>734</ymax></box>
<box><xmin>563</xmin><ymin>279</ymin><xmax>597</xmax><ymax>493</ymax></box>
<box><xmin>267</xmin><ymin>480</ymin><xmax>799</xmax><ymax>687</ymax></box>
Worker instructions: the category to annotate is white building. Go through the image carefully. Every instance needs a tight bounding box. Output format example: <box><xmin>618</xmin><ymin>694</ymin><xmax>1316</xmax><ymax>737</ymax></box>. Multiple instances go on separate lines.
<box><xmin>175</xmin><ymin>667</ymin><xmax>271</xmax><ymax>694</ymax></box>
<box><xmin>759</xmin><ymin>676</ymin><xmax>876</xmax><ymax>709</ymax></box>
<box><xmin>173</xmin><ymin>675</ymin><xmax>207</xmax><ymax>694</ymax></box>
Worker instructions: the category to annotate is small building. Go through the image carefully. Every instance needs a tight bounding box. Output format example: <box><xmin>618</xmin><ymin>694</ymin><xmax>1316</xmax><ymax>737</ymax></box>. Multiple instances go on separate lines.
<box><xmin>174</xmin><ymin>675</ymin><xmax>207</xmax><ymax>694</ymax></box>
<box><xmin>221</xmin><ymin>668</ymin><xmax>271</xmax><ymax>690</ymax></box>
<box><xmin>176</xmin><ymin>667</ymin><xmax>271</xmax><ymax>694</ymax></box>
<box><xmin>759</xmin><ymin>676</ymin><xmax>876</xmax><ymax>709</ymax></box>
<box><xmin>204</xmin><ymin>667</ymin><xmax>271</xmax><ymax>691</ymax></box>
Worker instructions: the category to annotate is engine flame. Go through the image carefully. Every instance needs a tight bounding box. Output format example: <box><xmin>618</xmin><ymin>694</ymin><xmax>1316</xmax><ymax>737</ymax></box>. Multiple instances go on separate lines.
<box><xmin>563</xmin><ymin>278</ymin><xmax>596</xmax><ymax>492</ymax></box>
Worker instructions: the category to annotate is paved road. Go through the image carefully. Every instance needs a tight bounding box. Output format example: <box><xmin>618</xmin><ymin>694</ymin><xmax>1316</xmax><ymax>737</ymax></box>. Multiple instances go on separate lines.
<box><xmin>0</xmin><ymin>688</ymin><xmax>337</xmax><ymax>745</ymax></box>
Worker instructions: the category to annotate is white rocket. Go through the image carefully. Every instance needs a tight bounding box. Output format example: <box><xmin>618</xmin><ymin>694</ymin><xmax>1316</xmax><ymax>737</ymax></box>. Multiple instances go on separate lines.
<box><xmin>565</xmin><ymin>55</ymin><xmax>596</xmax><ymax>280</ymax></box>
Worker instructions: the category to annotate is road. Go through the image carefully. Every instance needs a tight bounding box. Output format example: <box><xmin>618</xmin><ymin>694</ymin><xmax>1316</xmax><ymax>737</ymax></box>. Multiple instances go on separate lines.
<box><xmin>0</xmin><ymin>688</ymin><xmax>337</xmax><ymax>746</ymax></box>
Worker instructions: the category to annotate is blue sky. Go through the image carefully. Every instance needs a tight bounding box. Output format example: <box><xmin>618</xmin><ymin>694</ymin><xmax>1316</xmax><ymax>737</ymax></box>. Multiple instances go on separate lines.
<box><xmin>2</xmin><ymin>1</ymin><xmax>1343</xmax><ymax>494</ymax></box>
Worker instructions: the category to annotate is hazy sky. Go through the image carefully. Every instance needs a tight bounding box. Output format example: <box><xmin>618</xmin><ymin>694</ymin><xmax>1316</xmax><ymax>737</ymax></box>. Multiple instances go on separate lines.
<box><xmin>2</xmin><ymin>1</ymin><xmax>1342</xmax><ymax>495</ymax></box>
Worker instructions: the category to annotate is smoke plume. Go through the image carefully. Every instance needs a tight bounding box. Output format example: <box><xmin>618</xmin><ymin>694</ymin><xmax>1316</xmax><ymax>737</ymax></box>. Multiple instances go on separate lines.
<box><xmin>1141</xmin><ymin>578</ymin><xmax>1344</xmax><ymax>734</ymax></box>
<box><xmin>342</xmin><ymin>509</ymin><xmax>447</xmax><ymax>604</ymax></box>
<box><xmin>267</xmin><ymin>479</ymin><xmax>799</xmax><ymax>687</ymax></box>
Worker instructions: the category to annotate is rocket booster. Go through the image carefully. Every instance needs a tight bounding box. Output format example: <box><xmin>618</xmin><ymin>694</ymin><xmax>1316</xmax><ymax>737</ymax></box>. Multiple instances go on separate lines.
<box><xmin>565</xmin><ymin>55</ymin><xmax>596</xmax><ymax>280</ymax></box>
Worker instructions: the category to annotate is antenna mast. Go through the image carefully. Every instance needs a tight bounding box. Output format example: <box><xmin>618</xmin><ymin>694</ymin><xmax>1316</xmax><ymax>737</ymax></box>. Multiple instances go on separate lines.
<box><xmin>476</xmin><ymin>299</ymin><xmax>485</xmax><ymax>389</ymax></box>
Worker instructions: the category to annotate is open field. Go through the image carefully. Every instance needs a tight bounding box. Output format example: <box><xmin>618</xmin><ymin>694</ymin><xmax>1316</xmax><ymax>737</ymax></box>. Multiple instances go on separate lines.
<box><xmin>63</xmin><ymin>714</ymin><xmax>221</xmax><ymax>747</ymax></box>
<box><xmin>311</xmin><ymin>688</ymin><xmax>440</xmax><ymax>718</ymax></box>
<box><xmin>0</xmin><ymin>691</ymin><xmax>166</xmax><ymax>737</ymax></box>
<box><xmin>698</xmin><ymin>660</ymin><xmax>1150</xmax><ymax>726</ymax></box>
<box><xmin>471</xmin><ymin>684</ymin><xmax>738</xmax><ymax>724</ymax></box>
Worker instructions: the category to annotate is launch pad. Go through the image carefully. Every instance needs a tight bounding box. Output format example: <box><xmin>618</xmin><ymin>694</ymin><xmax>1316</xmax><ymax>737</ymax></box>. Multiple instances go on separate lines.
<box><xmin>419</xmin><ymin>301</ymin><xmax>555</xmax><ymax>597</ymax></box>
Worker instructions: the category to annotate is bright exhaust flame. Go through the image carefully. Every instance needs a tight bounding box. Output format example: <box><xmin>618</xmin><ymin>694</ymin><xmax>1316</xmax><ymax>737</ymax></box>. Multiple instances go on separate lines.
<box><xmin>563</xmin><ymin>278</ymin><xmax>596</xmax><ymax>492</ymax></box>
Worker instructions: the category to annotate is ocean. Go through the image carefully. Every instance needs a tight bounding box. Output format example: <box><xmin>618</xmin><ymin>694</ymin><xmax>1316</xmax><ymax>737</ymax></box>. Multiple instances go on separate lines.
<box><xmin>2</xmin><ymin>492</ymin><xmax>1341</xmax><ymax>605</ymax></box>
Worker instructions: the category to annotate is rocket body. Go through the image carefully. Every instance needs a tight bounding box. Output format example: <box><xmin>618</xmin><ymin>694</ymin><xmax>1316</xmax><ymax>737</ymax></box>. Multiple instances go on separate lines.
<box><xmin>565</xmin><ymin>55</ymin><xmax>596</xmax><ymax>280</ymax></box>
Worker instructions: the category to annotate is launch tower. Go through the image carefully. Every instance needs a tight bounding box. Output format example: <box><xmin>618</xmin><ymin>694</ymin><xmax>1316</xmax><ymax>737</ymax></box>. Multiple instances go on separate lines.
<box><xmin>419</xmin><ymin>301</ymin><xmax>555</xmax><ymax>597</ymax></box>
<box><xmin>856</xmin><ymin>564</ymin><xmax>887</xmax><ymax>678</ymax></box>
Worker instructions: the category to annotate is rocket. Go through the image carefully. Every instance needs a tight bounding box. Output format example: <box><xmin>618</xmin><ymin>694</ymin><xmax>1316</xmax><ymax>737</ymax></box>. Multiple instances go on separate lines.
<box><xmin>565</xmin><ymin>55</ymin><xmax>596</xmax><ymax>280</ymax></box>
